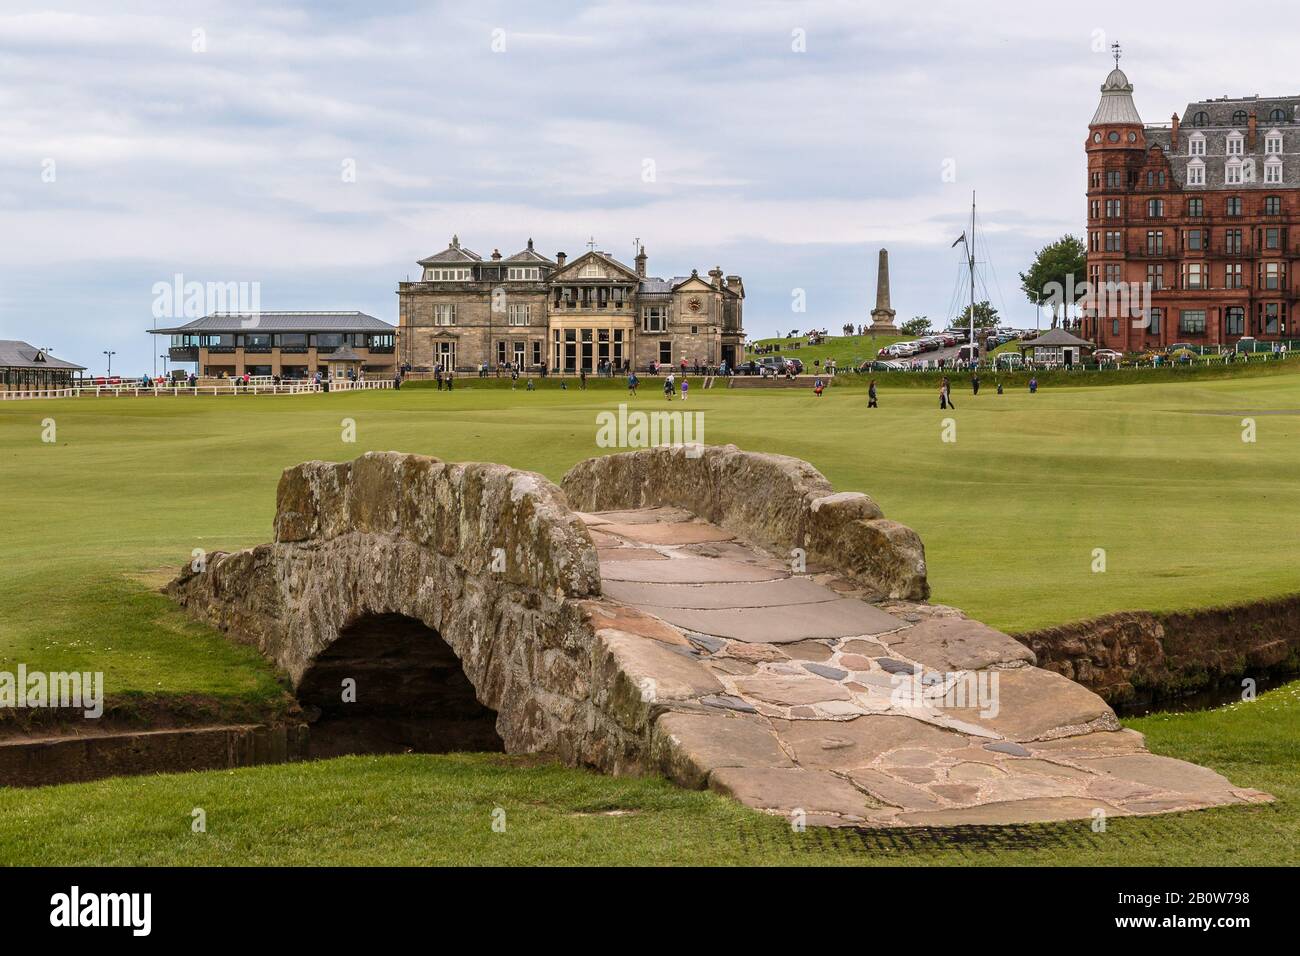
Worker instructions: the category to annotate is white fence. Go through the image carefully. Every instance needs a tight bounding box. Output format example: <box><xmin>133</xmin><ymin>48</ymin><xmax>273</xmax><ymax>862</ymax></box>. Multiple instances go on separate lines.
<box><xmin>0</xmin><ymin>379</ymin><xmax>394</xmax><ymax>401</ymax></box>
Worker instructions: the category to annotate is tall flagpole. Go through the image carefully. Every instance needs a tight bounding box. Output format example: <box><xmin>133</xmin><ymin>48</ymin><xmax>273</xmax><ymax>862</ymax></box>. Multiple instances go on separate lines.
<box><xmin>969</xmin><ymin>191</ymin><xmax>976</xmax><ymax>367</ymax></box>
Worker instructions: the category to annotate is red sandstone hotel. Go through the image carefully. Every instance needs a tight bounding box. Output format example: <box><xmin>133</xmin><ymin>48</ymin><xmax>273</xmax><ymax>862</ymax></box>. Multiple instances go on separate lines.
<box><xmin>1084</xmin><ymin>64</ymin><xmax>1300</xmax><ymax>351</ymax></box>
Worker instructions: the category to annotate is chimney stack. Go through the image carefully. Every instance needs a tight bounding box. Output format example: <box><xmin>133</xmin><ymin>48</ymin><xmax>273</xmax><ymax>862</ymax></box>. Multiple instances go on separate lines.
<box><xmin>1170</xmin><ymin>113</ymin><xmax>1180</xmax><ymax>151</ymax></box>
<box><xmin>1248</xmin><ymin>111</ymin><xmax>1258</xmax><ymax>150</ymax></box>
<box><xmin>556</xmin><ymin>251</ymin><xmax>566</xmax><ymax>267</ymax></box>
<box><xmin>635</xmin><ymin>244</ymin><xmax>647</xmax><ymax>277</ymax></box>
<box><xmin>709</xmin><ymin>266</ymin><xmax>724</xmax><ymax>290</ymax></box>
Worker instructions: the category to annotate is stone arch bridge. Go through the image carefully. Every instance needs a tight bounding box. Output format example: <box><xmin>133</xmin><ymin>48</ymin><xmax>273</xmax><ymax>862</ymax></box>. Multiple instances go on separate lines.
<box><xmin>169</xmin><ymin>446</ymin><xmax>1268</xmax><ymax>827</ymax></box>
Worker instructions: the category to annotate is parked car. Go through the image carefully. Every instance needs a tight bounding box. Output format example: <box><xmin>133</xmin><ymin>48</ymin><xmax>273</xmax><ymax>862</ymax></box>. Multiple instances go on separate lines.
<box><xmin>1093</xmin><ymin>349</ymin><xmax>1123</xmax><ymax>363</ymax></box>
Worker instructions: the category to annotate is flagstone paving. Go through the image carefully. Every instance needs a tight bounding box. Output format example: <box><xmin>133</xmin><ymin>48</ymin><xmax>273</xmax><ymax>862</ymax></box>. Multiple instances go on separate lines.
<box><xmin>581</xmin><ymin>506</ymin><xmax>1273</xmax><ymax>828</ymax></box>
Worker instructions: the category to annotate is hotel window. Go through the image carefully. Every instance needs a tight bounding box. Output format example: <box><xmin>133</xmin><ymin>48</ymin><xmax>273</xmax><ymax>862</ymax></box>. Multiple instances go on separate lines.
<box><xmin>1146</xmin><ymin>264</ymin><xmax>1164</xmax><ymax>290</ymax></box>
<box><xmin>1184</xmin><ymin>263</ymin><xmax>1205</xmax><ymax>289</ymax></box>
<box><xmin>1104</xmin><ymin>264</ymin><xmax>1122</xmax><ymax>284</ymax></box>
<box><xmin>1225</xmin><ymin>229</ymin><xmax>1243</xmax><ymax>255</ymax></box>
<box><xmin>1179</xmin><ymin>309</ymin><xmax>1207</xmax><ymax>334</ymax></box>
<box><xmin>1090</xmin><ymin>171</ymin><xmax>1101</xmax><ymax>189</ymax></box>
<box><xmin>496</xmin><ymin>341</ymin><xmax>507</xmax><ymax>366</ymax></box>
<box><xmin>1111</xmin><ymin>319</ymin><xmax>1120</xmax><ymax>336</ymax></box>
<box><xmin>642</xmin><ymin>306</ymin><xmax>667</xmax><ymax>332</ymax></box>
<box><xmin>507</xmin><ymin>267</ymin><xmax>540</xmax><ymax>281</ymax></box>
<box><xmin>1225</xmin><ymin>162</ymin><xmax>1243</xmax><ymax>185</ymax></box>
<box><xmin>1188</xmin><ymin>198</ymin><xmax>1204</xmax><ymax>217</ymax></box>
<box><xmin>1090</xmin><ymin>231</ymin><xmax>1100</xmax><ymax>252</ymax></box>
<box><xmin>1148</xmin><ymin>308</ymin><xmax>1162</xmax><ymax>335</ymax></box>
<box><xmin>1262</xmin><ymin>262</ymin><xmax>1284</xmax><ymax>290</ymax></box>
<box><xmin>1265</xmin><ymin>195</ymin><xmax>1282</xmax><ymax>215</ymax></box>
<box><xmin>531</xmin><ymin>341</ymin><xmax>541</xmax><ymax>367</ymax></box>
<box><xmin>1146</xmin><ymin>170</ymin><xmax>1165</xmax><ymax>186</ymax></box>
<box><xmin>1145</xmin><ymin>231</ymin><xmax>1163</xmax><ymax>254</ymax></box>
<box><xmin>1090</xmin><ymin>200</ymin><xmax>1101</xmax><ymax>219</ymax></box>
<box><xmin>1266</xmin><ymin>227</ymin><xmax>1281</xmax><ymax>250</ymax></box>
<box><xmin>1107</xmin><ymin>230</ymin><xmax>1123</xmax><ymax>251</ymax></box>
<box><xmin>507</xmin><ymin>303</ymin><xmax>529</xmax><ymax>326</ymax></box>
<box><xmin>1106</xmin><ymin>199</ymin><xmax>1123</xmax><ymax>217</ymax></box>
<box><xmin>1266</xmin><ymin>133</ymin><xmax>1283</xmax><ymax>155</ymax></box>
<box><xmin>1226</xmin><ymin>197</ymin><xmax>1242</xmax><ymax>216</ymax></box>
<box><xmin>1225</xmin><ymin>307</ymin><xmax>1245</xmax><ymax>336</ymax></box>
<box><xmin>1265</xmin><ymin>160</ymin><xmax>1282</xmax><ymax>184</ymax></box>
<box><xmin>1188</xmin><ymin>134</ymin><xmax>1206</xmax><ymax>156</ymax></box>
<box><xmin>1269</xmin><ymin>108</ymin><xmax>1287</xmax><ymax>123</ymax></box>
<box><xmin>1232</xmin><ymin>110</ymin><xmax>1249</xmax><ymax>125</ymax></box>
<box><xmin>1227</xmin><ymin>133</ymin><xmax>1244</xmax><ymax>155</ymax></box>
<box><xmin>426</xmin><ymin>268</ymin><xmax>471</xmax><ymax>281</ymax></box>
<box><xmin>1146</xmin><ymin>198</ymin><xmax>1164</xmax><ymax>217</ymax></box>
<box><xmin>1185</xmin><ymin>229</ymin><xmax>1203</xmax><ymax>252</ymax></box>
<box><xmin>659</xmin><ymin>341</ymin><xmax>672</xmax><ymax>365</ymax></box>
<box><xmin>433</xmin><ymin>304</ymin><xmax>456</xmax><ymax>326</ymax></box>
<box><xmin>1186</xmin><ymin>162</ymin><xmax>1205</xmax><ymax>186</ymax></box>
<box><xmin>1263</xmin><ymin>303</ymin><xmax>1283</xmax><ymax>334</ymax></box>
<box><xmin>1226</xmin><ymin>263</ymin><xmax>1243</xmax><ymax>288</ymax></box>
<box><xmin>1105</xmin><ymin>170</ymin><xmax>1122</xmax><ymax>188</ymax></box>
<box><xmin>1192</xmin><ymin>111</ymin><xmax>1208</xmax><ymax>127</ymax></box>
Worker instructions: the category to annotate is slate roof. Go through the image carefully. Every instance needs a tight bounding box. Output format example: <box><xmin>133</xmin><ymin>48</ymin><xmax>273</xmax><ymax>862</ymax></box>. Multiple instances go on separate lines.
<box><xmin>418</xmin><ymin>235</ymin><xmax>482</xmax><ymax>266</ymax></box>
<box><xmin>1149</xmin><ymin>94</ymin><xmax>1300</xmax><ymax>190</ymax></box>
<box><xmin>503</xmin><ymin>239</ymin><xmax>555</xmax><ymax>265</ymax></box>
<box><xmin>0</xmin><ymin>340</ymin><xmax>86</xmax><ymax>370</ymax></box>
<box><xmin>1020</xmin><ymin>328</ymin><xmax>1095</xmax><ymax>349</ymax></box>
<box><xmin>149</xmin><ymin>312</ymin><xmax>395</xmax><ymax>334</ymax></box>
<box><xmin>324</xmin><ymin>347</ymin><xmax>364</xmax><ymax>362</ymax></box>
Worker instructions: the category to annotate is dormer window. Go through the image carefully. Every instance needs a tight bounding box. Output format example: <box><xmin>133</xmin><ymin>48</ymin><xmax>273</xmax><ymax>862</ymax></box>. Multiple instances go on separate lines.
<box><xmin>1188</xmin><ymin>132</ymin><xmax>1206</xmax><ymax>156</ymax></box>
<box><xmin>507</xmin><ymin>267</ymin><xmax>540</xmax><ymax>281</ymax></box>
<box><xmin>1225</xmin><ymin>160</ymin><xmax>1243</xmax><ymax>185</ymax></box>
<box><xmin>1264</xmin><ymin>158</ymin><xmax>1283</xmax><ymax>184</ymax></box>
<box><xmin>1192</xmin><ymin>111</ymin><xmax>1209</xmax><ymax>127</ymax></box>
<box><xmin>425</xmin><ymin>267</ymin><xmax>472</xmax><ymax>281</ymax></box>
<box><xmin>1265</xmin><ymin>130</ymin><xmax>1283</xmax><ymax>155</ymax></box>
<box><xmin>1232</xmin><ymin>109</ymin><xmax>1249</xmax><ymax>125</ymax></box>
<box><xmin>1187</xmin><ymin>158</ymin><xmax>1205</xmax><ymax>186</ymax></box>
<box><xmin>1226</xmin><ymin>132</ymin><xmax>1244</xmax><ymax>155</ymax></box>
<box><xmin>1269</xmin><ymin>108</ymin><xmax>1286</xmax><ymax>123</ymax></box>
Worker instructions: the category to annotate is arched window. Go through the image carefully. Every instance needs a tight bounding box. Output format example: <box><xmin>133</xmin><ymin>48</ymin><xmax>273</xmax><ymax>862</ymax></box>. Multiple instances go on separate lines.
<box><xmin>1192</xmin><ymin>111</ymin><xmax>1209</xmax><ymax>127</ymax></box>
<box><xmin>1269</xmin><ymin>108</ymin><xmax>1286</xmax><ymax>123</ymax></box>
<box><xmin>1232</xmin><ymin>109</ymin><xmax>1249</xmax><ymax>125</ymax></box>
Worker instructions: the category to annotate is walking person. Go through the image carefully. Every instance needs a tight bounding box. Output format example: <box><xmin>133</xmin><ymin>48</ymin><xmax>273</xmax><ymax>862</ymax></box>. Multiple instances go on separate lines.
<box><xmin>435</xmin><ymin>366</ymin><xmax>444</xmax><ymax>391</ymax></box>
<box><xmin>868</xmin><ymin>378</ymin><xmax>878</xmax><ymax>408</ymax></box>
<box><xmin>663</xmin><ymin>373</ymin><xmax>674</xmax><ymax>400</ymax></box>
<box><xmin>940</xmin><ymin>376</ymin><xmax>954</xmax><ymax>409</ymax></box>
<box><xmin>971</xmin><ymin>371</ymin><xmax>980</xmax><ymax>396</ymax></box>
<box><xmin>579</xmin><ymin>368</ymin><xmax>587</xmax><ymax>390</ymax></box>
<box><xmin>627</xmin><ymin>371</ymin><xmax>639</xmax><ymax>396</ymax></box>
<box><xmin>680</xmin><ymin>376</ymin><xmax>689</xmax><ymax>401</ymax></box>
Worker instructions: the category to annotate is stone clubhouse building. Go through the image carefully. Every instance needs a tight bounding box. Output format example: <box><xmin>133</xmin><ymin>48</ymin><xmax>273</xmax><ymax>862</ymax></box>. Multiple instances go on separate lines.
<box><xmin>397</xmin><ymin>237</ymin><xmax>746</xmax><ymax>373</ymax></box>
<box><xmin>1084</xmin><ymin>61</ymin><xmax>1300</xmax><ymax>352</ymax></box>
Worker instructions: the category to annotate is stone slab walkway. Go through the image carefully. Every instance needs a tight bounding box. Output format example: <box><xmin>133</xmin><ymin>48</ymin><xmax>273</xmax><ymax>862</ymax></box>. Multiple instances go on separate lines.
<box><xmin>581</xmin><ymin>507</ymin><xmax>1272</xmax><ymax>828</ymax></box>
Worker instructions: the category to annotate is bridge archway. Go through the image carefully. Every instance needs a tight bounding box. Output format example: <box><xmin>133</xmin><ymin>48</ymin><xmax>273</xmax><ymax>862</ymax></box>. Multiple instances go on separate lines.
<box><xmin>297</xmin><ymin>613</ymin><xmax>504</xmax><ymax>758</ymax></box>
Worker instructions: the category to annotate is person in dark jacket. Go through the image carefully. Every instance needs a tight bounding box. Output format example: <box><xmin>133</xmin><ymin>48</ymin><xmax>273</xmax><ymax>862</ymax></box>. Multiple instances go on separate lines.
<box><xmin>868</xmin><ymin>379</ymin><xmax>878</xmax><ymax>408</ymax></box>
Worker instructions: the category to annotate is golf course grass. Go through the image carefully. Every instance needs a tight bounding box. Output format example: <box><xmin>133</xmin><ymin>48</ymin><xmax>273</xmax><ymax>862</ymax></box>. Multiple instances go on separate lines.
<box><xmin>2</xmin><ymin>368</ymin><xmax>1298</xmax><ymax>865</ymax></box>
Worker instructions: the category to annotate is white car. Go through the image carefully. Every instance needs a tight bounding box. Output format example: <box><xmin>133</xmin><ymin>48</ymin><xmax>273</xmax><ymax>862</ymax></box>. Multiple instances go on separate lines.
<box><xmin>1093</xmin><ymin>349</ymin><xmax>1123</xmax><ymax>363</ymax></box>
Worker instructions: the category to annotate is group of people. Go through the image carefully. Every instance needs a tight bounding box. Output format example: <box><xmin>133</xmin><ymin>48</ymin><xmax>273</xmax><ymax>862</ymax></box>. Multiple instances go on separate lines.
<box><xmin>852</xmin><ymin>372</ymin><xmax>1041</xmax><ymax>411</ymax></box>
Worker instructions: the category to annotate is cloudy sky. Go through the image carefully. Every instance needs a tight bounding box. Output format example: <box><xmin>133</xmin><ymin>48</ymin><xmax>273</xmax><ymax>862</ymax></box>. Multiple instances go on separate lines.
<box><xmin>1</xmin><ymin>0</ymin><xmax>1294</xmax><ymax>374</ymax></box>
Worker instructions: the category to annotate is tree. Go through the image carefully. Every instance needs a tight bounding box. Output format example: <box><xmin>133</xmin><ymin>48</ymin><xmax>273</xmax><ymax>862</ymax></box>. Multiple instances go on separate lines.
<box><xmin>900</xmin><ymin>316</ymin><xmax>932</xmax><ymax>336</ymax></box>
<box><xmin>955</xmin><ymin>301</ymin><xmax>1000</xmax><ymax>330</ymax></box>
<box><xmin>1019</xmin><ymin>235</ymin><xmax>1086</xmax><ymax>328</ymax></box>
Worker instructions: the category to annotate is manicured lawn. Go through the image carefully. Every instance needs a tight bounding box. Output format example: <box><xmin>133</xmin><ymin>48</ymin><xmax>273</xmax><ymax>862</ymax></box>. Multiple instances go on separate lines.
<box><xmin>746</xmin><ymin>332</ymin><xmax>904</xmax><ymax>367</ymax></box>
<box><xmin>2</xmin><ymin>373</ymin><xmax>1299</xmax><ymax>865</ymax></box>
<box><xmin>1</xmin><ymin>680</ymin><xmax>1294</xmax><ymax>866</ymax></box>
<box><xmin>3</xmin><ymin>367</ymin><xmax>1300</xmax><ymax>698</ymax></box>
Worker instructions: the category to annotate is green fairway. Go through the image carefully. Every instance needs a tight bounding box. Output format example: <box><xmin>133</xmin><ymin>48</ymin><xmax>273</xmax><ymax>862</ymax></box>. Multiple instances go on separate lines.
<box><xmin>3</xmin><ymin>373</ymin><xmax>1299</xmax><ymax>865</ymax></box>
<box><xmin>3</xmin><ymin>369</ymin><xmax>1300</xmax><ymax>698</ymax></box>
<box><xmin>1</xmin><ymin>680</ymin><xmax>1294</xmax><ymax>866</ymax></box>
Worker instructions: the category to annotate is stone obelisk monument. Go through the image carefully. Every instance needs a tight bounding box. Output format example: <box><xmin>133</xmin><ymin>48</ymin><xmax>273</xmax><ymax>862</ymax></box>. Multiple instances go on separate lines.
<box><xmin>869</xmin><ymin>248</ymin><xmax>900</xmax><ymax>332</ymax></box>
